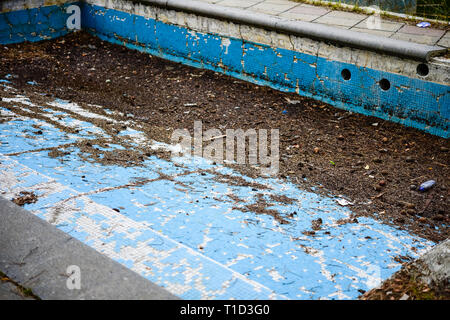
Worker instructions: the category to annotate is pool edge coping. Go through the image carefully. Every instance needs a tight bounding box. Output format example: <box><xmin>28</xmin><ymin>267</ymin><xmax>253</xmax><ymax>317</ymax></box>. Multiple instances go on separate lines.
<box><xmin>129</xmin><ymin>0</ymin><xmax>447</xmax><ymax>62</ymax></box>
<box><xmin>0</xmin><ymin>195</ymin><xmax>180</xmax><ymax>300</ymax></box>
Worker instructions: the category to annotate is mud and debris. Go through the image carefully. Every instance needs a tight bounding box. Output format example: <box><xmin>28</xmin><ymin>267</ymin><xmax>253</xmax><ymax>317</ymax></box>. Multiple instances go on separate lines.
<box><xmin>231</xmin><ymin>193</ymin><xmax>299</xmax><ymax>225</ymax></box>
<box><xmin>311</xmin><ymin>218</ymin><xmax>323</xmax><ymax>231</ymax></box>
<box><xmin>12</xmin><ymin>191</ymin><xmax>38</xmax><ymax>206</ymax></box>
<box><xmin>211</xmin><ymin>172</ymin><xmax>270</xmax><ymax>190</ymax></box>
<box><xmin>269</xmin><ymin>194</ymin><xmax>296</xmax><ymax>205</ymax></box>
<box><xmin>336</xmin><ymin>216</ymin><xmax>359</xmax><ymax>226</ymax></box>
<box><xmin>0</xmin><ymin>32</ymin><xmax>448</xmax><ymax>244</ymax></box>
<box><xmin>361</xmin><ymin>263</ymin><xmax>449</xmax><ymax>300</ymax></box>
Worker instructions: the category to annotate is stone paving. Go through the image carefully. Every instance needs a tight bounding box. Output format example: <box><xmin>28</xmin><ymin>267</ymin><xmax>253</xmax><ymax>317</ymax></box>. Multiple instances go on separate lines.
<box><xmin>198</xmin><ymin>0</ymin><xmax>449</xmax><ymax>47</ymax></box>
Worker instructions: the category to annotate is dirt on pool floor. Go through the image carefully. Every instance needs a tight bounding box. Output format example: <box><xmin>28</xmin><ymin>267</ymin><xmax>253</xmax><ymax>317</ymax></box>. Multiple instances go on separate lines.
<box><xmin>12</xmin><ymin>191</ymin><xmax>38</xmax><ymax>206</ymax></box>
<box><xmin>0</xmin><ymin>32</ymin><xmax>448</xmax><ymax>247</ymax></box>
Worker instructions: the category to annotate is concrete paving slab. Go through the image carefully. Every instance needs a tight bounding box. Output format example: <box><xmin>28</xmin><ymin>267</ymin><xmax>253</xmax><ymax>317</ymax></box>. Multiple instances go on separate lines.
<box><xmin>354</xmin><ymin>18</ymin><xmax>404</xmax><ymax>32</ymax></box>
<box><xmin>278</xmin><ymin>11</ymin><xmax>321</xmax><ymax>21</ymax></box>
<box><xmin>321</xmin><ymin>24</ymin><xmax>351</xmax><ymax>30</ymax></box>
<box><xmin>288</xmin><ymin>3</ymin><xmax>330</xmax><ymax>16</ymax></box>
<box><xmin>397</xmin><ymin>25</ymin><xmax>446</xmax><ymax>37</ymax></box>
<box><xmin>278</xmin><ymin>2</ymin><xmax>330</xmax><ymax>22</ymax></box>
<box><xmin>313</xmin><ymin>10</ymin><xmax>367</xmax><ymax>27</ymax></box>
<box><xmin>391</xmin><ymin>32</ymin><xmax>443</xmax><ymax>46</ymax></box>
<box><xmin>197</xmin><ymin>0</ymin><xmax>222</xmax><ymax>3</ymax></box>
<box><xmin>264</xmin><ymin>0</ymin><xmax>295</xmax><ymax>3</ymax></box>
<box><xmin>437</xmin><ymin>33</ymin><xmax>450</xmax><ymax>48</ymax></box>
<box><xmin>216</xmin><ymin>0</ymin><xmax>263</xmax><ymax>9</ymax></box>
<box><xmin>350</xmin><ymin>27</ymin><xmax>394</xmax><ymax>38</ymax></box>
<box><xmin>250</xmin><ymin>1</ymin><xmax>298</xmax><ymax>14</ymax></box>
<box><xmin>264</xmin><ymin>0</ymin><xmax>299</xmax><ymax>5</ymax></box>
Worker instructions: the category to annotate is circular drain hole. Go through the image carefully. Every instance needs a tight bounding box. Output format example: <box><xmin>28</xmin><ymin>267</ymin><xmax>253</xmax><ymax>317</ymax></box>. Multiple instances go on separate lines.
<box><xmin>379</xmin><ymin>78</ymin><xmax>391</xmax><ymax>91</ymax></box>
<box><xmin>341</xmin><ymin>68</ymin><xmax>351</xmax><ymax>81</ymax></box>
<box><xmin>417</xmin><ymin>63</ymin><xmax>429</xmax><ymax>77</ymax></box>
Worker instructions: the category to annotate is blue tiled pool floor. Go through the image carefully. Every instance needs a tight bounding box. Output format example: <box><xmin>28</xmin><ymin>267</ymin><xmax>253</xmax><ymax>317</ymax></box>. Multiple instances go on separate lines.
<box><xmin>0</xmin><ymin>80</ymin><xmax>432</xmax><ymax>299</ymax></box>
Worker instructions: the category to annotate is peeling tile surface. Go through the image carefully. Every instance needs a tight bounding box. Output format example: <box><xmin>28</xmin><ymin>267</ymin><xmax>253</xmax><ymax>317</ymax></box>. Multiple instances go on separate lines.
<box><xmin>0</xmin><ymin>81</ymin><xmax>434</xmax><ymax>299</ymax></box>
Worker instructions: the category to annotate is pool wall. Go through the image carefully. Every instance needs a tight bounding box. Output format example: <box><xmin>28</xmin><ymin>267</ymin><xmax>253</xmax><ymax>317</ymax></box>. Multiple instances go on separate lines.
<box><xmin>0</xmin><ymin>0</ymin><xmax>79</xmax><ymax>44</ymax></box>
<box><xmin>1</xmin><ymin>0</ymin><xmax>449</xmax><ymax>138</ymax></box>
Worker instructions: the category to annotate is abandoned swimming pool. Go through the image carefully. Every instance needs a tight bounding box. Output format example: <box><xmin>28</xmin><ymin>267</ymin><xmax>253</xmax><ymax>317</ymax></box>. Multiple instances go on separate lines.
<box><xmin>0</xmin><ymin>0</ymin><xmax>448</xmax><ymax>300</ymax></box>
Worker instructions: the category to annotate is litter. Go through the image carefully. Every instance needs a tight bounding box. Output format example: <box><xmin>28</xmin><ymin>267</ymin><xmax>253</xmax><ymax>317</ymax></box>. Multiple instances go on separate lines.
<box><xmin>418</xmin><ymin>180</ymin><xmax>435</xmax><ymax>192</ymax></box>
<box><xmin>416</xmin><ymin>22</ymin><xmax>431</xmax><ymax>28</ymax></box>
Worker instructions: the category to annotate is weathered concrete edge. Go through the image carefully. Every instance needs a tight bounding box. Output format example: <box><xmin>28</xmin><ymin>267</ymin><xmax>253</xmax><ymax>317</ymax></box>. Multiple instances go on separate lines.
<box><xmin>134</xmin><ymin>0</ymin><xmax>446</xmax><ymax>62</ymax></box>
<box><xmin>412</xmin><ymin>238</ymin><xmax>449</xmax><ymax>287</ymax></box>
<box><xmin>0</xmin><ymin>196</ymin><xmax>179</xmax><ymax>300</ymax></box>
<box><xmin>361</xmin><ymin>238</ymin><xmax>449</xmax><ymax>297</ymax></box>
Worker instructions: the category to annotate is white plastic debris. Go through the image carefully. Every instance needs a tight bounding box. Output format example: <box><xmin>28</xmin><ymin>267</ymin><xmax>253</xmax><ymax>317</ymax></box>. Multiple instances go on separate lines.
<box><xmin>337</xmin><ymin>198</ymin><xmax>353</xmax><ymax>206</ymax></box>
<box><xmin>416</xmin><ymin>22</ymin><xmax>431</xmax><ymax>28</ymax></box>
